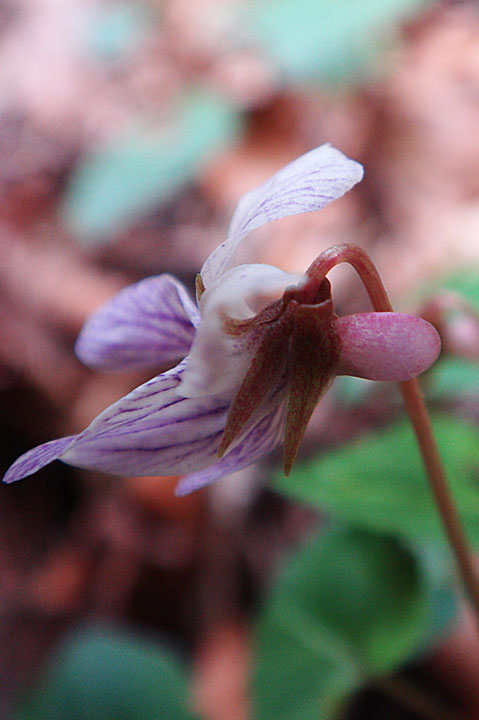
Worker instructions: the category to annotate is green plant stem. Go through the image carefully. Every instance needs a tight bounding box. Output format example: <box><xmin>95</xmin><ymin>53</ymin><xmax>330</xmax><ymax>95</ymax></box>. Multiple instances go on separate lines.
<box><xmin>307</xmin><ymin>243</ymin><xmax>479</xmax><ymax>623</ymax></box>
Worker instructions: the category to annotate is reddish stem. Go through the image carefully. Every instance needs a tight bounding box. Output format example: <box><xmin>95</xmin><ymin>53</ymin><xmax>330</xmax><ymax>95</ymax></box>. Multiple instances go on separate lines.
<box><xmin>309</xmin><ymin>243</ymin><xmax>479</xmax><ymax>622</ymax></box>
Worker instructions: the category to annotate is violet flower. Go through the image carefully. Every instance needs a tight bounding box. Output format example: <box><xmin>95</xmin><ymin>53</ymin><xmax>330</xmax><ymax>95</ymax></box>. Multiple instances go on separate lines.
<box><xmin>3</xmin><ymin>145</ymin><xmax>440</xmax><ymax>494</ymax></box>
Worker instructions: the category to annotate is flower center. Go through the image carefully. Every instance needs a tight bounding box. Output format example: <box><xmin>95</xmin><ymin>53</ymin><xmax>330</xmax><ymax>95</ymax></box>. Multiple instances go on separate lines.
<box><xmin>217</xmin><ymin>278</ymin><xmax>342</xmax><ymax>474</ymax></box>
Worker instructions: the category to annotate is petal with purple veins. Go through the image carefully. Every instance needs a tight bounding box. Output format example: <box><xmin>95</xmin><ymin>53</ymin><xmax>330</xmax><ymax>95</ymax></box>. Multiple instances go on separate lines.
<box><xmin>336</xmin><ymin>313</ymin><xmax>441</xmax><ymax>382</ymax></box>
<box><xmin>75</xmin><ymin>275</ymin><xmax>200</xmax><ymax>371</ymax></box>
<box><xmin>175</xmin><ymin>403</ymin><xmax>285</xmax><ymax>495</ymax></box>
<box><xmin>2</xmin><ymin>360</ymin><xmax>229</xmax><ymax>483</ymax></box>
<box><xmin>3</xmin><ymin>436</ymin><xmax>77</xmax><ymax>484</ymax></box>
<box><xmin>200</xmin><ymin>144</ymin><xmax>364</xmax><ymax>286</ymax></box>
<box><xmin>62</xmin><ymin>360</ymin><xmax>231</xmax><ymax>477</ymax></box>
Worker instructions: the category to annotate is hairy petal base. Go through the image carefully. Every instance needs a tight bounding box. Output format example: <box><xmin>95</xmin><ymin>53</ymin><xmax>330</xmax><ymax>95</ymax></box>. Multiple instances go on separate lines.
<box><xmin>179</xmin><ymin>264</ymin><xmax>301</xmax><ymax>398</ymax></box>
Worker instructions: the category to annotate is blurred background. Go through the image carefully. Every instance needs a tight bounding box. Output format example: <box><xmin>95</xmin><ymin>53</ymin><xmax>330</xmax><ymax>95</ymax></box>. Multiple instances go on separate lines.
<box><xmin>1</xmin><ymin>0</ymin><xmax>479</xmax><ymax>718</ymax></box>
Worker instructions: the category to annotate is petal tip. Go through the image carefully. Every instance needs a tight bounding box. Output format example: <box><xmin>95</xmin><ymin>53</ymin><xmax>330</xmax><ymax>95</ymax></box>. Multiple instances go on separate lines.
<box><xmin>174</xmin><ymin>475</ymin><xmax>207</xmax><ymax>496</ymax></box>
<box><xmin>2</xmin><ymin>436</ymin><xmax>76</xmax><ymax>484</ymax></box>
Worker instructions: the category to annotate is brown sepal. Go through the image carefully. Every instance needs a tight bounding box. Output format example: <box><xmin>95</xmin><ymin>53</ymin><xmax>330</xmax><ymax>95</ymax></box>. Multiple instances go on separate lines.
<box><xmin>196</xmin><ymin>274</ymin><xmax>206</xmax><ymax>303</ymax></box>
<box><xmin>222</xmin><ymin>297</ymin><xmax>286</xmax><ymax>337</ymax></box>
<box><xmin>283</xmin><ymin>299</ymin><xmax>341</xmax><ymax>475</ymax></box>
<box><xmin>217</xmin><ymin>307</ymin><xmax>293</xmax><ymax>458</ymax></box>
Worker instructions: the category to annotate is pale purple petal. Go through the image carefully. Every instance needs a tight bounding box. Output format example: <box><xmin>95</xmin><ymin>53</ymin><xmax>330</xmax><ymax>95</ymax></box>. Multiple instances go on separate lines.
<box><xmin>175</xmin><ymin>403</ymin><xmax>285</xmax><ymax>495</ymax></box>
<box><xmin>65</xmin><ymin>357</ymin><xmax>287</xmax><ymax>481</ymax></box>
<box><xmin>3</xmin><ymin>436</ymin><xmax>77</xmax><ymax>484</ymax></box>
<box><xmin>336</xmin><ymin>313</ymin><xmax>441</xmax><ymax>381</ymax></box>
<box><xmin>61</xmin><ymin>360</ymin><xmax>230</xmax><ymax>477</ymax></box>
<box><xmin>75</xmin><ymin>275</ymin><xmax>200</xmax><ymax>371</ymax></box>
<box><xmin>2</xmin><ymin>360</ymin><xmax>229</xmax><ymax>483</ymax></box>
<box><xmin>179</xmin><ymin>264</ymin><xmax>301</xmax><ymax>398</ymax></box>
<box><xmin>200</xmin><ymin>144</ymin><xmax>364</xmax><ymax>286</ymax></box>
<box><xmin>2</xmin><ymin>354</ymin><xmax>287</xmax><ymax>485</ymax></box>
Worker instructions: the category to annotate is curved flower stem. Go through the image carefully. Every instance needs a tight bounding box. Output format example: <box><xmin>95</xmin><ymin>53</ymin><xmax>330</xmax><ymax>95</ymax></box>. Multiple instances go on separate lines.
<box><xmin>307</xmin><ymin>243</ymin><xmax>479</xmax><ymax>622</ymax></box>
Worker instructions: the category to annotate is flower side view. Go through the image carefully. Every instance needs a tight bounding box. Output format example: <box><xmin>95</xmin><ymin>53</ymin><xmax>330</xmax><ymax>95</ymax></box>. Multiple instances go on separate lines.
<box><xmin>3</xmin><ymin>145</ymin><xmax>440</xmax><ymax>495</ymax></box>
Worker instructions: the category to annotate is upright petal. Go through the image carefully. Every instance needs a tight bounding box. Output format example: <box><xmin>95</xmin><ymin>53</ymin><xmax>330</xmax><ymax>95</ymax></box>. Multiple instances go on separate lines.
<box><xmin>75</xmin><ymin>275</ymin><xmax>200</xmax><ymax>371</ymax></box>
<box><xmin>336</xmin><ymin>313</ymin><xmax>441</xmax><ymax>381</ymax></box>
<box><xmin>179</xmin><ymin>264</ymin><xmax>301</xmax><ymax>398</ymax></box>
<box><xmin>200</xmin><ymin>144</ymin><xmax>364</xmax><ymax>286</ymax></box>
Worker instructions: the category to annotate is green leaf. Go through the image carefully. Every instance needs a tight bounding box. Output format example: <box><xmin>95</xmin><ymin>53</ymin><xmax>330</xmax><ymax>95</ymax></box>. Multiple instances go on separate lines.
<box><xmin>85</xmin><ymin>2</ymin><xmax>153</xmax><ymax>61</ymax></box>
<box><xmin>15</xmin><ymin>625</ymin><xmax>198</xmax><ymax>720</ymax></box>
<box><xmin>252</xmin><ymin>527</ymin><xmax>455</xmax><ymax>720</ymax></box>
<box><xmin>439</xmin><ymin>269</ymin><xmax>479</xmax><ymax>310</ymax></box>
<box><xmin>243</xmin><ymin>0</ymin><xmax>433</xmax><ymax>84</ymax></box>
<box><xmin>333</xmin><ymin>375</ymin><xmax>376</xmax><ymax>407</ymax></box>
<box><xmin>63</xmin><ymin>89</ymin><xmax>241</xmax><ymax>242</ymax></box>
<box><xmin>272</xmin><ymin>415</ymin><xmax>479</xmax><ymax>545</ymax></box>
<box><xmin>428</xmin><ymin>356</ymin><xmax>479</xmax><ymax>399</ymax></box>
<box><xmin>416</xmin><ymin>268</ymin><xmax>479</xmax><ymax>400</ymax></box>
<box><xmin>414</xmin><ymin>267</ymin><xmax>479</xmax><ymax>312</ymax></box>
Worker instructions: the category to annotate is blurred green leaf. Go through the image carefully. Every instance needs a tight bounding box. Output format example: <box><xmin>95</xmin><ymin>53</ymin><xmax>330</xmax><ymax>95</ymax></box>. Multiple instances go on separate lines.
<box><xmin>414</xmin><ymin>268</ymin><xmax>479</xmax><ymax>313</ymax></box>
<box><xmin>244</xmin><ymin>0</ymin><xmax>433</xmax><ymax>83</ymax></box>
<box><xmin>85</xmin><ymin>2</ymin><xmax>153</xmax><ymax>61</ymax></box>
<box><xmin>272</xmin><ymin>415</ymin><xmax>479</xmax><ymax>545</ymax></box>
<box><xmin>428</xmin><ymin>356</ymin><xmax>479</xmax><ymax>399</ymax></box>
<box><xmin>16</xmin><ymin>625</ymin><xmax>198</xmax><ymax>720</ymax></box>
<box><xmin>416</xmin><ymin>268</ymin><xmax>479</xmax><ymax>399</ymax></box>
<box><xmin>252</xmin><ymin>527</ymin><xmax>455</xmax><ymax>720</ymax></box>
<box><xmin>333</xmin><ymin>375</ymin><xmax>376</xmax><ymax>407</ymax></box>
<box><xmin>64</xmin><ymin>89</ymin><xmax>241</xmax><ymax>242</ymax></box>
<box><xmin>440</xmin><ymin>269</ymin><xmax>479</xmax><ymax>310</ymax></box>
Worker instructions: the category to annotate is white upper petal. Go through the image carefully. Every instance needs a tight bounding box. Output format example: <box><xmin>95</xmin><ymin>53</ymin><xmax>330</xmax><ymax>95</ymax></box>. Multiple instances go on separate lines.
<box><xmin>178</xmin><ymin>263</ymin><xmax>303</xmax><ymax>398</ymax></box>
<box><xmin>200</xmin><ymin>144</ymin><xmax>364</xmax><ymax>287</ymax></box>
